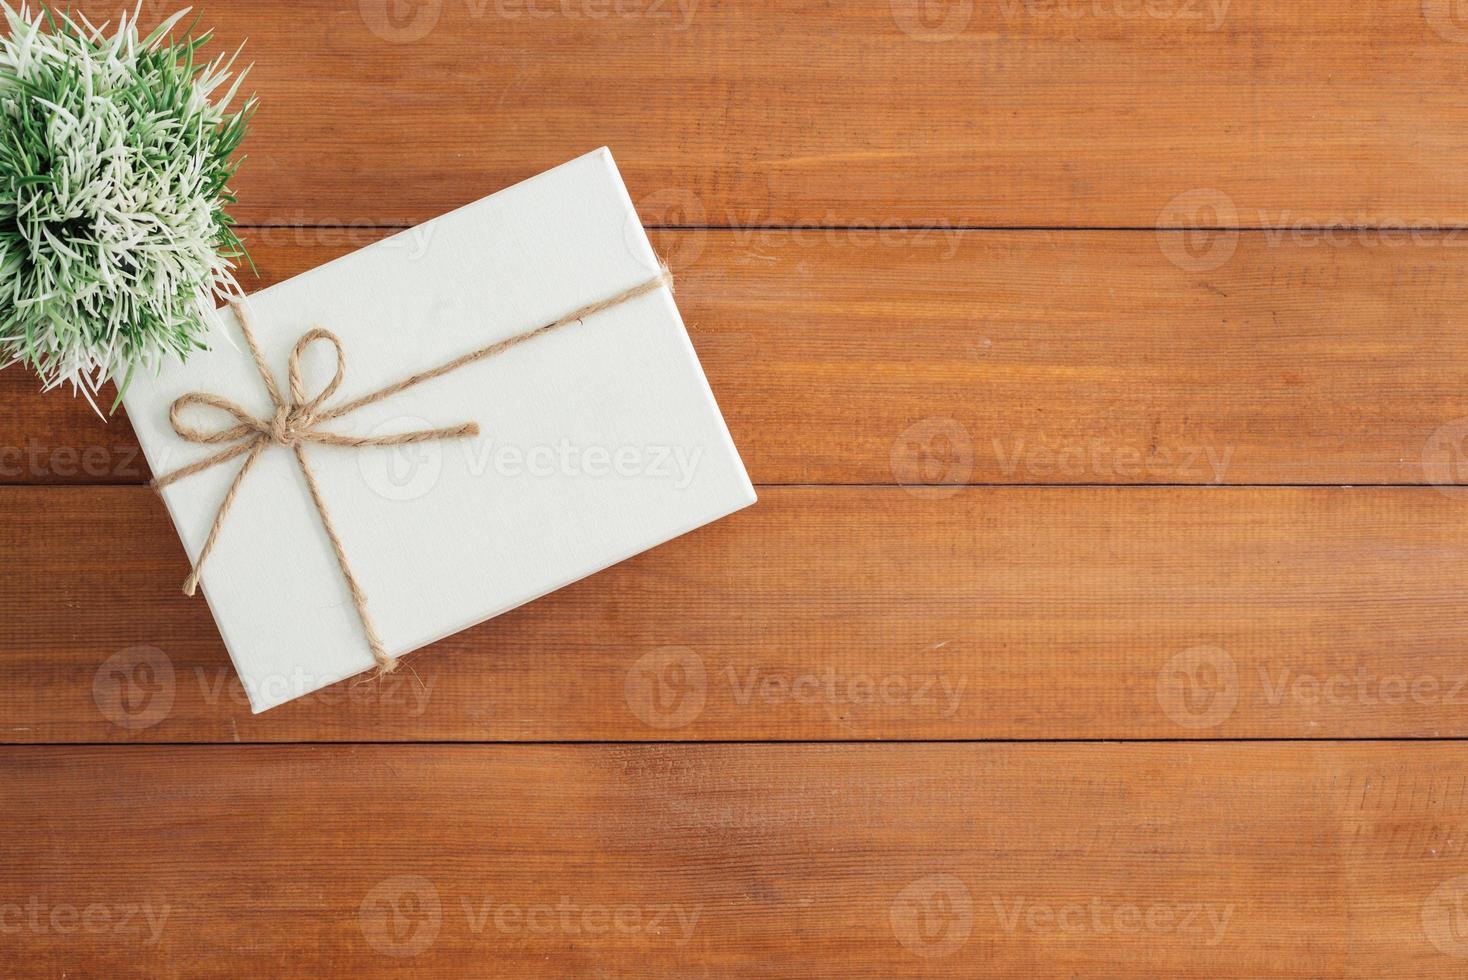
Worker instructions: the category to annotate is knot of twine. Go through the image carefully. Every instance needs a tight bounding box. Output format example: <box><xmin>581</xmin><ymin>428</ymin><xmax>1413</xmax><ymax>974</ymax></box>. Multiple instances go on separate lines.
<box><xmin>270</xmin><ymin>405</ymin><xmax>303</xmax><ymax>446</ymax></box>
<box><xmin>152</xmin><ymin>266</ymin><xmax>673</xmax><ymax>676</ymax></box>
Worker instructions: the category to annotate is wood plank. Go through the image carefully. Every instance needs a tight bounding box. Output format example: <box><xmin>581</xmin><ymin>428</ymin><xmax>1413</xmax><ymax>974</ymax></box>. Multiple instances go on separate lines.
<box><xmin>3</xmin><ymin>742</ymin><xmax>1466</xmax><ymax>977</ymax></box>
<box><xmin>62</xmin><ymin>0</ymin><xmax>1468</xmax><ymax>227</ymax></box>
<box><xmin>7</xmin><ymin>485</ymin><xmax>1468</xmax><ymax>743</ymax></box>
<box><xmin>7</xmin><ymin>229</ymin><xmax>1468</xmax><ymax>486</ymax></box>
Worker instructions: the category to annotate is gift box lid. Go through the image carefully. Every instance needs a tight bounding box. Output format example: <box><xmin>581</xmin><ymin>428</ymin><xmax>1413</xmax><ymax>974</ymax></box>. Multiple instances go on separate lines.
<box><xmin>122</xmin><ymin>148</ymin><xmax>756</xmax><ymax>712</ymax></box>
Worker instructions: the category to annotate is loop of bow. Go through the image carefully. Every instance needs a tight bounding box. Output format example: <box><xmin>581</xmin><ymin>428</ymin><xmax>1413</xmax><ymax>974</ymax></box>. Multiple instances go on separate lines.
<box><xmin>169</xmin><ymin>329</ymin><xmax>352</xmax><ymax>449</ymax></box>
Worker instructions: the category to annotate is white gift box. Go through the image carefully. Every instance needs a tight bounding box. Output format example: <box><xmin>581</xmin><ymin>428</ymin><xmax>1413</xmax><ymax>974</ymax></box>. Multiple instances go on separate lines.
<box><xmin>123</xmin><ymin>148</ymin><xmax>755</xmax><ymax>713</ymax></box>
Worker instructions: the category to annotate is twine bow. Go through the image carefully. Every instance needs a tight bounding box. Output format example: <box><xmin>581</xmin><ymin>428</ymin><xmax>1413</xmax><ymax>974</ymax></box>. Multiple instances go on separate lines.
<box><xmin>152</xmin><ymin>267</ymin><xmax>672</xmax><ymax>674</ymax></box>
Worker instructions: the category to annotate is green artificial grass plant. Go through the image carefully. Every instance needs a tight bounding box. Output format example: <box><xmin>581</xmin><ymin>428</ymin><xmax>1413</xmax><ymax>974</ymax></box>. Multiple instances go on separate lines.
<box><xmin>0</xmin><ymin>3</ymin><xmax>253</xmax><ymax>410</ymax></box>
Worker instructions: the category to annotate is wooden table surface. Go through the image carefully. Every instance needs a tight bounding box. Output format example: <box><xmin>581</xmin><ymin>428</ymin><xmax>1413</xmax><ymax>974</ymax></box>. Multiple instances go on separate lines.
<box><xmin>5</xmin><ymin>1</ymin><xmax>1468</xmax><ymax>976</ymax></box>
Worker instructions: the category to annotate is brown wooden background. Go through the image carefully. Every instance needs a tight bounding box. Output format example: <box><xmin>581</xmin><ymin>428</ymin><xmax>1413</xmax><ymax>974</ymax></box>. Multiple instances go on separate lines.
<box><xmin>5</xmin><ymin>1</ymin><xmax>1468</xmax><ymax>975</ymax></box>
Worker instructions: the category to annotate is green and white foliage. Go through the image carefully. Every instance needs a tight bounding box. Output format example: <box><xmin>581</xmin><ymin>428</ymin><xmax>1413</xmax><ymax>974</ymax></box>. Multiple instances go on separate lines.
<box><xmin>0</xmin><ymin>4</ymin><xmax>253</xmax><ymax>408</ymax></box>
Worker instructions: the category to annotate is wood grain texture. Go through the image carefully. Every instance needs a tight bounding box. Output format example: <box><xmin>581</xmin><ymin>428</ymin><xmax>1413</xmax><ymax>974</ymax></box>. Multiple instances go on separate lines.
<box><xmin>58</xmin><ymin>0</ymin><xmax>1468</xmax><ymax>228</ymax></box>
<box><xmin>7</xmin><ymin>485</ymin><xmax>1468</xmax><ymax>743</ymax></box>
<box><xmin>7</xmin><ymin>229</ymin><xmax>1468</xmax><ymax>487</ymax></box>
<box><xmin>4</xmin><ymin>742</ymin><xmax>1468</xmax><ymax>977</ymax></box>
<box><xmin>7</xmin><ymin>5</ymin><xmax>1465</xmax><ymax>976</ymax></box>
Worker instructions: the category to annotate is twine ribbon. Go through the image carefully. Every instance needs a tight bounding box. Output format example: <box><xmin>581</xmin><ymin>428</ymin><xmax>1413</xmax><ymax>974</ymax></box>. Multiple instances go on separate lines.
<box><xmin>152</xmin><ymin>266</ymin><xmax>673</xmax><ymax>674</ymax></box>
